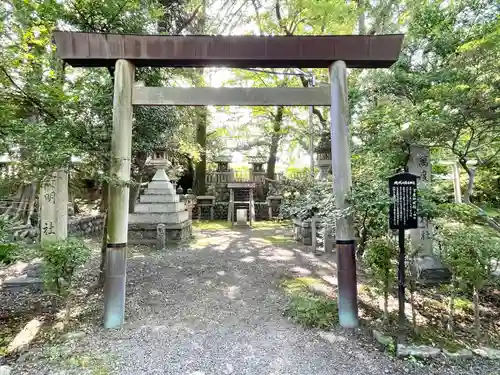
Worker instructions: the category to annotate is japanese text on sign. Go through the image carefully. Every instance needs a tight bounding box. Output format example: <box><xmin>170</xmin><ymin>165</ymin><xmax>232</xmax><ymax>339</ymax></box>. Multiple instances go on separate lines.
<box><xmin>388</xmin><ymin>172</ymin><xmax>418</xmax><ymax>230</ymax></box>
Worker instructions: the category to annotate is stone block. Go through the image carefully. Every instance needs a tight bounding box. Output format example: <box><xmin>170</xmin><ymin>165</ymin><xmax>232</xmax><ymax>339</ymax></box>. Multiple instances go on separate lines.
<box><xmin>140</xmin><ymin>194</ymin><xmax>179</xmax><ymax>203</ymax></box>
<box><xmin>157</xmin><ymin>223</ymin><xmax>166</xmax><ymax>250</ymax></box>
<box><xmin>410</xmin><ymin>255</ymin><xmax>452</xmax><ymax>286</ymax></box>
<box><xmin>129</xmin><ymin>211</ymin><xmax>189</xmax><ymax>224</ymax></box>
<box><xmin>372</xmin><ymin>330</ymin><xmax>393</xmax><ymax>346</ymax></box>
<box><xmin>396</xmin><ymin>344</ymin><xmax>441</xmax><ymax>358</ymax></box>
<box><xmin>472</xmin><ymin>346</ymin><xmax>500</xmax><ymax>359</ymax></box>
<box><xmin>128</xmin><ymin>221</ymin><xmax>192</xmax><ymax>245</ymax></box>
<box><xmin>236</xmin><ymin>209</ymin><xmax>247</xmax><ymax>224</ymax></box>
<box><xmin>134</xmin><ymin>202</ymin><xmax>185</xmax><ymax>213</ymax></box>
<box><xmin>443</xmin><ymin>349</ymin><xmax>473</xmax><ymax>359</ymax></box>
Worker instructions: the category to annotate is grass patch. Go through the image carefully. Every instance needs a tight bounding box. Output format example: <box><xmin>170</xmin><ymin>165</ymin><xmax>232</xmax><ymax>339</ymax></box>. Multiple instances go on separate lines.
<box><xmin>251</xmin><ymin>220</ymin><xmax>289</xmax><ymax>229</ymax></box>
<box><xmin>43</xmin><ymin>345</ymin><xmax>112</xmax><ymax>375</ymax></box>
<box><xmin>262</xmin><ymin>235</ymin><xmax>294</xmax><ymax>245</ymax></box>
<box><xmin>282</xmin><ymin>277</ymin><xmax>338</xmax><ymax>329</ymax></box>
<box><xmin>282</xmin><ymin>277</ymin><xmax>323</xmax><ymax>293</ymax></box>
<box><xmin>192</xmin><ymin>220</ymin><xmax>232</xmax><ymax>230</ymax></box>
<box><xmin>411</xmin><ymin>328</ymin><xmax>465</xmax><ymax>352</ymax></box>
<box><xmin>479</xmin><ymin>204</ymin><xmax>500</xmax><ymax>218</ymax></box>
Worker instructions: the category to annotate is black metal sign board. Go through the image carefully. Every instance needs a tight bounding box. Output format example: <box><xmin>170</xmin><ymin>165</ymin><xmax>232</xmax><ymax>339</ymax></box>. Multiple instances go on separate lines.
<box><xmin>389</xmin><ymin>172</ymin><xmax>418</xmax><ymax>230</ymax></box>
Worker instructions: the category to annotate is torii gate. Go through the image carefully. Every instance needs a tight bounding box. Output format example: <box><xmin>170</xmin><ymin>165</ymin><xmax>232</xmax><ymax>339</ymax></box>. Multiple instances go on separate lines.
<box><xmin>53</xmin><ymin>31</ymin><xmax>403</xmax><ymax>329</ymax></box>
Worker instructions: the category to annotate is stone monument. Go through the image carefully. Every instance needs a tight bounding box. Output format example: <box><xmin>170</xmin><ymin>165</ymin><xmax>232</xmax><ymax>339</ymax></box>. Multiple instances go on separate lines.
<box><xmin>128</xmin><ymin>150</ymin><xmax>192</xmax><ymax>244</ymax></box>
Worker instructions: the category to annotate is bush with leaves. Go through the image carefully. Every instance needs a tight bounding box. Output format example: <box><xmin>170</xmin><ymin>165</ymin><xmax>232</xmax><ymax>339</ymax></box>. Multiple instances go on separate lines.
<box><xmin>0</xmin><ymin>217</ymin><xmax>18</xmax><ymax>264</ymax></box>
<box><xmin>280</xmin><ymin>178</ymin><xmax>337</xmax><ymax>221</ymax></box>
<box><xmin>40</xmin><ymin>237</ymin><xmax>91</xmax><ymax>323</ymax></box>
<box><xmin>437</xmin><ymin>203</ymin><xmax>483</xmax><ymax>226</ymax></box>
<box><xmin>363</xmin><ymin>236</ymin><xmax>399</xmax><ymax>321</ymax></box>
<box><xmin>437</xmin><ymin>223</ymin><xmax>500</xmax><ymax>337</ymax></box>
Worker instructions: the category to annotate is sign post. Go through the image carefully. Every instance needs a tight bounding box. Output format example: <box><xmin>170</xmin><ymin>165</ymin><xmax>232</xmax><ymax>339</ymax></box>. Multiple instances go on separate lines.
<box><xmin>389</xmin><ymin>172</ymin><xmax>418</xmax><ymax>326</ymax></box>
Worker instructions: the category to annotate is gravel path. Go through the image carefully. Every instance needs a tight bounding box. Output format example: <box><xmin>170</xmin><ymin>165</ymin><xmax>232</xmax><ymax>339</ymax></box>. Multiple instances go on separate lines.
<box><xmin>10</xmin><ymin>227</ymin><xmax>499</xmax><ymax>375</ymax></box>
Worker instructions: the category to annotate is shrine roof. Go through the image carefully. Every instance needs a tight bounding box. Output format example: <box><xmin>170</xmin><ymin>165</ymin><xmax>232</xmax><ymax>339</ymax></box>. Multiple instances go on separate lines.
<box><xmin>53</xmin><ymin>32</ymin><xmax>404</xmax><ymax>69</ymax></box>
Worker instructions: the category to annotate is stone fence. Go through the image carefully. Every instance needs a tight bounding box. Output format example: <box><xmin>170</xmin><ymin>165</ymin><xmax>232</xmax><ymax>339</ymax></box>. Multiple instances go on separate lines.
<box><xmin>192</xmin><ymin>201</ymin><xmax>280</xmax><ymax>221</ymax></box>
<box><xmin>293</xmin><ymin>218</ymin><xmax>335</xmax><ymax>251</ymax></box>
<box><xmin>8</xmin><ymin>213</ymin><xmax>105</xmax><ymax>242</ymax></box>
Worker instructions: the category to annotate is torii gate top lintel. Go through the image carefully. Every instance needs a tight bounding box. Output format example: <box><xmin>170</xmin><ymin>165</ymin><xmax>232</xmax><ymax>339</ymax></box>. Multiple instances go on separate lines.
<box><xmin>53</xmin><ymin>31</ymin><xmax>404</xmax><ymax>69</ymax></box>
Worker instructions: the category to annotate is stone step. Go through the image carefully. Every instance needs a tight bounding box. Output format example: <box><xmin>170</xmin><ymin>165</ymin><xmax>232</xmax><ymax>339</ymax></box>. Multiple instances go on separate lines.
<box><xmin>141</xmin><ymin>191</ymin><xmax>180</xmax><ymax>202</ymax></box>
<box><xmin>129</xmin><ymin>211</ymin><xmax>189</xmax><ymax>224</ymax></box>
<box><xmin>2</xmin><ymin>276</ymin><xmax>43</xmax><ymax>291</ymax></box>
<box><xmin>134</xmin><ymin>202</ymin><xmax>185</xmax><ymax>213</ymax></box>
<box><xmin>146</xmin><ymin>181</ymin><xmax>176</xmax><ymax>191</ymax></box>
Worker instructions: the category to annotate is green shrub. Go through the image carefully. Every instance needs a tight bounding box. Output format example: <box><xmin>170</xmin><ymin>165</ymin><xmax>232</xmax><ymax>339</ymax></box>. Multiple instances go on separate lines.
<box><xmin>41</xmin><ymin>237</ymin><xmax>91</xmax><ymax>295</ymax></box>
<box><xmin>0</xmin><ymin>243</ymin><xmax>18</xmax><ymax>264</ymax></box>
<box><xmin>0</xmin><ymin>217</ymin><xmax>18</xmax><ymax>264</ymax></box>
<box><xmin>284</xmin><ymin>293</ymin><xmax>339</xmax><ymax>329</ymax></box>
<box><xmin>437</xmin><ymin>224</ymin><xmax>500</xmax><ymax>337</ymax></box>
<box><xmin>363</xmin><ymin>236</ymin><xmax>398</xmax><ymax>321</ymax></box>
<box><xmin>40</xmin><ymin>237</ymin><xmax>91</xmax><ymax>324</ymax></box>
<box><xmin>280</xmin><ymin>178</ymin><xmax>339</xmax><ymax>223</ymax></box>
<box><xmin>437</xmin><ymin>203</ymin><xmax>482</xmax><ymax>225</ymax></box>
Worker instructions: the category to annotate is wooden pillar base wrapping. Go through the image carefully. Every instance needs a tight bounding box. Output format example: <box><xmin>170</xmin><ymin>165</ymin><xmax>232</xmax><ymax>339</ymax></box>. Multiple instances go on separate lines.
<box><xmin>336</xmin><ymin>240</ymin><xmax>358</xmax><ymax>328</ymax></box>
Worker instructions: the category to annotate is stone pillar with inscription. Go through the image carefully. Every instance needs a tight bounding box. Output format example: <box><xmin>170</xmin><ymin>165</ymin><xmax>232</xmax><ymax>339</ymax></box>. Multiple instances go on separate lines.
<box><xmin>408</xmin><ymin>145</ymin><xmax>433</xmax><ymax>255</ymax></box>
<box><xmin>40</xmin><ymin>169</ymin><xmax>68</xmax><ymax>244</ymax></box>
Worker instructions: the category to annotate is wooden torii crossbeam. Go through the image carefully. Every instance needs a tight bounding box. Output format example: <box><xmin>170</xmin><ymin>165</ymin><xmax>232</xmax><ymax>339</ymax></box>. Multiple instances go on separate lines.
<box><xmin>53</xmin><ymin>32</ymin><xmax>403</xmax><ymax>69</ymax></box>
<box><xmin>53</xmin><ymin>31</ymin><xmax>404</xmax><ymax>330</ymax></box>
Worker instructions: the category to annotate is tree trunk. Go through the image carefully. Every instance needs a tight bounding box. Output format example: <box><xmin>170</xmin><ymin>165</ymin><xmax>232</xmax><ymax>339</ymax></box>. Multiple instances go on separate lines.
<box><xmin>459</xmin><ymin>159</ymin><xmax>476</xmax><ymax>204</ymax></box>
<box><xmin>447</xmin><ymin>279</ymin><xmax>456</xmax><ymax>333</ymax></box>
<box><xmin>356</xmin><ymin>0</ymin><xmax>366</xmax><ymax>34</ymax></box>
<box><xmin>266</xmin><ymin>106</ymin><xmax>284</xmax><ymax>185</ymax></box>
<box><xmin>410</xmin><ymin>279</ymin><xmax>417</xmax><ymax>331</ymax></box>
<box><xmin>1</xmin><ymin>182</ymin><xmax>38</xmax><ymax>225</ymax></box>
<box><xmin>473</xmin><ymin>285</ymin><xmax>481</xmax><ymax>339</ymax></box>
<box><xmin>128</xmin><ymin>179</ymin><xmax>142</xmax><ymax>213</ymax></box>
<box><xmin>194</xmin><ymin>107</ymin><xmax>207</xmax><ymax>195</ymax></box>
<box><xmin>192</xmin><ymin>0</ymin><xmax>207</xmax><ymax>195</ymax></box>
<box><xmin>98</xmin><ymin>213</ymin><xmax>108</xmax><ymax>287</ymax></box>
<box><xmin>98</xmin><ymin>181</ymin><xmax>109</xmax><ymax>287</ymax></box>
<box><xmin>383</xmin><ymin>276</ymin><xmax>389</xmax><ymax>323</ymax></box>
<box><xmin>464</xmin><ymin>167</ymin><xmax>476</xmax><ymax>204</ymax></box>
<box><xmin>357</xmin><ymin>210</ymin><xmax>369</xmax><ymax>257</ymax></box>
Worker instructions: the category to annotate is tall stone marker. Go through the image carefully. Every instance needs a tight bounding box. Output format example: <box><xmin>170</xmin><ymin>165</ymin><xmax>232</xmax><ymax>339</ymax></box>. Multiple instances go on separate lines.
<box><xmin>408</xmin><ymin>146</ymin><xmax>432</xmax><ymax>255</ymax></box>
<box><xmin>40</xmin><ymin>169</ymin><xmax>68</xmax><ymax>244</ymax></box>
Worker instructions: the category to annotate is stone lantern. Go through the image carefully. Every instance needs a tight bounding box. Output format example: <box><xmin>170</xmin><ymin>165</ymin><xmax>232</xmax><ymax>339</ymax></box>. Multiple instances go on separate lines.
<box><xmin>149</xmin><ymin>148</ymin><xmax>169</xmax><ymax>171</ymax></box>
<box><xmin>213</xmin><ymin>153</ymin><xmax>233</xmax><ymax>184</ymax></box>
<box><xmin>315</xmin><ymin>132</ymin><xmax>332</xmax><ymax>180</ymax></box>
<box><xmin>247</xmin><ymin>155</ymin><xmax>267</xmax><ymax>173</ymax></box>
<box><xmin>214</xmin><ymin>153</ymin><xmax>232</xmax><ymax>172</ymax></box>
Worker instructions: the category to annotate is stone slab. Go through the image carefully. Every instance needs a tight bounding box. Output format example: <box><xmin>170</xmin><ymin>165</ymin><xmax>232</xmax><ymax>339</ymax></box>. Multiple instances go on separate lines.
<box><xmin>443</xmin><ymin>349</ymin><xmax>474</xmax><ymax>359</ymax></box>
<box><xmin>128</xmin><ymin>222</ymin><xmax>192</xmax><ymax>244</ymax></box>
<box><xmin>143</xmin><ymin>187</ymin><xmax>178</xmax><ymax>195</ymax></box>
<box><xmin>236</xmin><ymin>209</ymin><xmax>247</xmax><ymax>224</ymax></box>
<box><xmin>396</xmin><ymin>344</ymin><xmax>441</xmax><ymax>358</ymax></box>
<box><xmin>128</xmin><ymin>211</ymin><xmax>189</xmax><ymax>224</ymax></box>
<box><xmin>472</xmin><ymin>347</ymin><xmax>500</xmax><ymax>359</ymax></box>
<box><xmin>140</xmin><ymin>194</ymin><xmax>179</xmax><ymax>203</ymax></box>
<box><xmin>372</xmin><ymin>330</ymin><xmax>393</xmax><ymax>346</ymax></box>
<box><xmin>134</xmin><ymin>202</ymin><xmax>185</xmax><ymax>213</ymax></box>
<box><xmin>2</xmin><ymin>276</ymin><xmax>43</xmax><ymax>290</ymax></box>
<box><xmin>129</xmin><ymin>220</ymin><xmax>192</xmax><ymax>230</ymax></box>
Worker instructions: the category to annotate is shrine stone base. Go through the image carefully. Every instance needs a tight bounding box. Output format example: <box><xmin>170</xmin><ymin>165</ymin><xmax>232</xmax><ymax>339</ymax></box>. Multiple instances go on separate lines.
<box><xmin>128</xmin><ymin>221</ymin><xmax>193</xmax><ymax>246</ymax></box>
<box><xmin>292</xmin><ymin>218</ymin><xmax>334</xmax><ymax>251</ymax></box>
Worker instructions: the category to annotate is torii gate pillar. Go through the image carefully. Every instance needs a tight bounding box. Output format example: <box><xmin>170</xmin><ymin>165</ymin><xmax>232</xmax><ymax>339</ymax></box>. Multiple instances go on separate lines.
<box><xmin>330</xmin><ymin>61</ymin><xmax>358</xmax><ymax>328</ymax></box>
<box><xmin>104</xmin><ymin>59</ymin><xmax>135</xmax><ymax>329</ymax></box>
